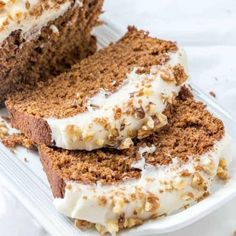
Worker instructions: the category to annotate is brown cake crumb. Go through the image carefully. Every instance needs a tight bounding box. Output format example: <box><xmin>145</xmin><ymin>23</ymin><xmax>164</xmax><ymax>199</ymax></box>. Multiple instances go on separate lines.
<box><xmin>1</xmin><ymin>0</ymin><xmax>103</xmax><ymax>103</ymax></box>
<box><xmin>2</xmin><ymin>134</ymin><xmax>35</xmax><ymax>150</ymax></box>
<box><xmin>39</xmin><ymin>87</ymin><xmax>225</xmax><ymax>185</ymax></box>
<box><xmin>7</xmin><ymin>27</ymin><xmax>178</xmax><ymax>119</ymax></box>
<box><xmin>209</xmin><ymin>91</ymin><xmax>216</xmax><ymax>98</ymax></box>
<box><xmin>0</xmin><ymin>116</ymin><xmax>34</xmax><ymax>150</ymax></box>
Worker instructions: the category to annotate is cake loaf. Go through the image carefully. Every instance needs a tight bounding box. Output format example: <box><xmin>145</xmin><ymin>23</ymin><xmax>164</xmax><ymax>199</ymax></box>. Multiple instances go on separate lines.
<box><xmin>0</xmin><ymin>0</ymin><xmax>104</xmax><ymax>103</ymax></box>
<box><xmin>6</xmin><ymin>27</ymin><xmax>188</xmax><ymax>150</ymax></box>
<box><xmin>38</xmin><ymin>87</ymin><xmax>232</xmax><ymax>234</ymax></box>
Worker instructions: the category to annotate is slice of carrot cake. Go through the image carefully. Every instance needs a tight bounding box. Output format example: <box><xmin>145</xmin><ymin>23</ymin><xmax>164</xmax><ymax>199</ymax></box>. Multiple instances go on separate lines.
<box><xmin>38</xmin><ymin>87</ymin><xmax>232</xmax><ymax>235</ymax></box>
<box><xmin>0</xmin><ymin>0</ymin><xmax>104</xmax><ymax>103</ymax></box>
<box><xmin>6</xmin><ymin>27</ymin><xmax>188</xmax><ymax>150</ymax></box>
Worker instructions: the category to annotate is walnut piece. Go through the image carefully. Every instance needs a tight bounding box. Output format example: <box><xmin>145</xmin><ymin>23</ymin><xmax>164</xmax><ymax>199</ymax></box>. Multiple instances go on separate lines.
<box><xmin>217</xmin><ymin>158</ymin><xmax>229</xmax><ymax>181</ymax></box>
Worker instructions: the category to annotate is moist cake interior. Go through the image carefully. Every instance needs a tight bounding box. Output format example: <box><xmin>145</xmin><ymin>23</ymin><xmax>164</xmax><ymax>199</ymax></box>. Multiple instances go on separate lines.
<box><xmin>39</xmin><ymin>88</ymin><xmax>224</xmax><ymax>190</ymax></box>
<box><xmin>6</xmin><ymin>27</ymin><xmax>180</xmax><ymax>119</ymax></box>
<box><xmin>0</xmin><ymin>0</ymin><xmax>103</xmax><ymax>103</ymax></box>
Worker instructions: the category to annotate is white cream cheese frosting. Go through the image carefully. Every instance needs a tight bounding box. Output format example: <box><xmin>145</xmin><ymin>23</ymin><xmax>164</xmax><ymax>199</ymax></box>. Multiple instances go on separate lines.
<box><xmin>46</xmin><ymin>48</ymin><xmax>189</xmax><ymax>151</ymax></box>
<box><xmin>0</xmin><ymin>0</ymin><xmax>82</xmax><ymax>44</ymax></box>
<box><xmin>54</xmin><ymin>134</ymin><xmax>232</xmax><ymax>235</ymax></box>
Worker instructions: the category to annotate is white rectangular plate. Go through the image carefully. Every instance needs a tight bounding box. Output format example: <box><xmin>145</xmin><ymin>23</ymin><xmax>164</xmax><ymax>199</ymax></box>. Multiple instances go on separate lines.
<box><xmin>0</xmin><ymin>18</ymin><xmax>235</xmax><ymax>236</ymax></box>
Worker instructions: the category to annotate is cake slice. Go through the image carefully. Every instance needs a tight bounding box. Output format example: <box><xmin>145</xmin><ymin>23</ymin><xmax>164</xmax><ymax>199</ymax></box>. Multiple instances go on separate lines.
<box><xmin>38</xmin><ymin>88</ymin><xmax>232</xmax><ymax>235</ymax></box>
<box><xmin>0</xmin><ymin>0</ymin><xmax>104</xmax><ymax>103</ymax></box>
<box><xmin>6</xmin><ymin>27</ymin><xmax>188</xmax><ymax>151</ymax></box>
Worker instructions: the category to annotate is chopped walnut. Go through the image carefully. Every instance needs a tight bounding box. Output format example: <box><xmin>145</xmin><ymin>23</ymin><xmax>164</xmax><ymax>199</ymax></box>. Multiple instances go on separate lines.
<box><xmin>65</xmin><ymin>125</ymin><xmax>82</xmax><ymax>142</ymax></box>
<box><xmin>95</xmin><ymin>224</ymin><xmax>108</xmax><ymax>235</ymax></box>
<box><xmin>137</xmin><ymin>127</ymin><xmax>153</xmax><ymax>139</ymax></box>
<box><xmin>172</xmin><ymin>178</ymin><xmax>187</xmax><ymax>190</ymax></box>
<box><xmin>65</xmin><ymin>184</ymin><xmax>72</xmax><ymax>190</ymax></box>
<box><xmin>74</xmin><ymin>219</ymin><xmax>94</xmax><ymax>231</ymax></box>
<box><xmin>217</xmin><ymin>158</ymin><xmax>229</xmax><ymax>181</ymax></box>
<box><xmin>195</xmin><ymin>165</ymin><xmax>204</xmax><ymax>172</ymax></box>
<box><xmin>114</xmin><ymin>107</ymin><xmax>122</xmax><ymax>120</ymax></box>
<box><xmin>146</xmin><ymin>102</ymin><xmax>156</xmax><ymax>114</ymax></box>
<box><xmin>154</xmin><ymin>113</ymin><xmax>168</xmax><ymax>130</ymax></box>
<box><xmin>107</xmin><ymin>220</ymin><xmax>119</xmax><ymax>233</ymax></box>
<box><xmin>138</xmin><ymin>113</ymin><xmax>167</xmax><ymax>139</ymax></box>
<box><xmin>173</xmin><ymin>64</ymin><xmax>188</xmax><ymax>85</ymax></box>
<box><xmin>202</xmin><ymin>159</ymin><xmax>215</xmax><ymax>175</ymax></box>
<box><xmin>161</xmin><ymin>92</ymin><xmax>176</xmax><ymax>105</ymax></box>
<box><xmin>25</xmin><ymin>1</ymin><xmax>31</xmax><ymax>10</ymax></box>
<box><xmin>96</xmin><ymin>139</ymin><xmax>105</xmax><ymax>147</ymax></box>
<box><xmin>108</xmin><ymin>128</ymin><xmax>119</xmax><ymax>142</ymax></box>
<box><xmin>83</xmin><ymin>133</ymin><xmax>94</xmax><ymax>142</ymax></box>
<box><xmin>113</xmin><ymin>198</ymin><xmax>126</xmax><ymax>214</ymax></box>
<box><xmin>191</xmin><ymin>172</ymin><xmax>207</xmax><ymax>191</ymax></box>
<box><xmin>197</xmin><ymin>191</ymin><xmax>210</xmax><ymax>202</ymax></box>
<box><xmin>146</xmin><ymin>116</ymin><xmax>155</xmax><ymax>129</ymax></box>
<box><xmin>163</xmin><ymin>180</ymin><xmax>173</xmax><ymax>191</ymax></box>
<box><xmin>127</xmin><ymin>128</ymin><xmax>137</xmax><ymax>137</ymax></box>
<box><xmin>119</xmin><ymin>138</ymin><xmax>134</xmax><ymax>150</ymax></box>
<box><xmin>0</xmin><ymin>122</ymin><xmax>8</xmax><ymax>139</ymax></box>
<box><xmin>0</xmin><ymin>1</ymin><xmax>6</xmax><ymax>10</ymax></box>
<box><xmin>180</xmin><ymin>170</ymin><xmax>191</xmax><ymax>177</ymax></box>
<box><xmin>161</xmin><ymin>92</ymin><xmax>172</xmax><ymax>104</ymax></box>
<box><xmin>134</xmin><ymin>106</ymin><xmax>145</xmax><ymax>119</ymax></box>
<box><xmin>160</xmin><ymin>67</ymin><xmax>175</xmax><ymax>83</ymax></box>
<box><xmin>98</xmin><ymin>196</ymin><xmax>107</xmax><ymax>206</ymax></box>
<box><xmin>94</xmin><ymin>118</ymin><xmax>111</xmax><ymax>131</ymax></box>
<box><xmin>144</xmin><ymin>193</ymin><xmax>159</xmax><ymax>213</ymax></box>
<box><xmin>181</xmin><ymin>192</ymin><xmax>194</xmax><ymax>201</ymax></box>
<box><xmin>160</xmin><ymin>64</ymin><xmax>187</xmax><ymax>86</ymax></box>
<box><xmin>123</xmin><ymin>217</ymin><xmax>143</xmax><ymax>229</ymax></box>
<box><xmin>143</xmin><ymin>87</ymin><xmax>154</xmax><ymax>96</ymax></box>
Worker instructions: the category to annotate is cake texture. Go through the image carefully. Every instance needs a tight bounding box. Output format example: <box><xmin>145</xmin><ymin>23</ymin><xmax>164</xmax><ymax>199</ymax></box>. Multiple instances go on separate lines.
<box><xmin>0</xmin><ymin>0</ymin><xmax>104</xmax><ymax>103</ymax></box>
<box><xmin>6</xmin><ymin>27</ymin><xmax>188</xmax><ymax>151</ymax></box>
<box><xmin>38</xmin><ymin>88</ymin><xmax>232</xmax><ymax>235</ymax></box>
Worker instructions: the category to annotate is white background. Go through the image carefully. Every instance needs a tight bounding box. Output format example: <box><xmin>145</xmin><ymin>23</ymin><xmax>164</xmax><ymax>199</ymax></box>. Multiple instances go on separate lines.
<box><xmin>0</xmin><ymin>0</ymin><xmax>236</xmax><ymax>235</ymax></box>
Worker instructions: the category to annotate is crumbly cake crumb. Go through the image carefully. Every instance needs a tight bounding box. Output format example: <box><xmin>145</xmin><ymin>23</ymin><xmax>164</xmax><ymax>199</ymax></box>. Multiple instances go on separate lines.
<box><xmin>0</xmin><ymin>109</ymin><xmax>33</xmax><ymax>152</ymax></box>
<box><xmin>2</xmin><ymin>134</ymin><xmax>35</xmax><ymax>150</ymax></box>
<box><xmin>0</xmin><ymin>118</ymin><xmax>34</xmax><ymax>150</ymax></box>
<box><xmin>209</xmin><ymin>91</ymin><xmax>216</xmax><ymax>98</ymax></box>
